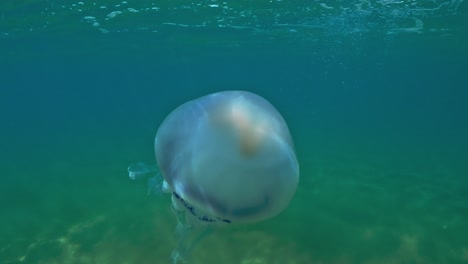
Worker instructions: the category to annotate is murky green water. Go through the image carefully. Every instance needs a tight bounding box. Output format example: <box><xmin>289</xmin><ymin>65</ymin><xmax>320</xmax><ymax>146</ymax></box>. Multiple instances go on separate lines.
<box><xmin>1</xmin><ymin>0</ymin><xmax>467</xmax><ymax>263</ymax></box>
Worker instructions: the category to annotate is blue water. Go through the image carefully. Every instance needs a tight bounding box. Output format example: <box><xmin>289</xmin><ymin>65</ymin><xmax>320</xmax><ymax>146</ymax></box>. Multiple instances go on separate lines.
<box><xmin>1</xmin><ymin>1</ymin><xmax>468</xmax><ymax>263</ymax></box>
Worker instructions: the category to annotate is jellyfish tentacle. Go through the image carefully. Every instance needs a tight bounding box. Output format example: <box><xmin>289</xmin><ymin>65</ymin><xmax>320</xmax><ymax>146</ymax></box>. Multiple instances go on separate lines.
<box><xmin>128</xmin><ymin>162</ymin><xmax>168</xmax><ymax>196</ymax></box>
<box><xmin>170</xmin><ymin>213</ymin><xmax>213</xmax><ymax>264</ymax></box>
<box><xmin>146</xmin><ymin>173</ymin><xmax>164</xmax><ymax>196</ymax></box>
<box><xmin>127</xmin><ymin>162</ymin><xmax>158</xmax><ymax>180</ymax></box>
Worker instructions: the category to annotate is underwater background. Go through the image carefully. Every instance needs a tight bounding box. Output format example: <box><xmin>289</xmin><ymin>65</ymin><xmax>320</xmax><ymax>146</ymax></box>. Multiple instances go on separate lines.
<box><xmin>1</xmin><ymin>0</ymin><xmax>468</xmax><ymax>263</ymax></box>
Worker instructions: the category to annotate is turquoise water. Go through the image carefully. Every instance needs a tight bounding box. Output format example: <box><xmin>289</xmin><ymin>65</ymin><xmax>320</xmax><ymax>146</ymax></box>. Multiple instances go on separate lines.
<box><xmin>1</xmin><ymin>0</ymin><xmax>468</xmax><ymax>263</ymax></box>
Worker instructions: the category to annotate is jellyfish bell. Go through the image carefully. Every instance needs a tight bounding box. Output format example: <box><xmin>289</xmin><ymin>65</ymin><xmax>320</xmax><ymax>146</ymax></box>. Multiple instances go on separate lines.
<box><xmin>154</xmin><ymin>90</ymin><xmax>299</xmax><ymax>224</ymax></box>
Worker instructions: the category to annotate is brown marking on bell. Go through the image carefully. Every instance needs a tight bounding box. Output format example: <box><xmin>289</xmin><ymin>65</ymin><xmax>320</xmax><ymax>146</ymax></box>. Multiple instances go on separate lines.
<box><xmin>238</xmin><ymin>126</ymin><xmax>264</xmax><ymax>157</ymax></box>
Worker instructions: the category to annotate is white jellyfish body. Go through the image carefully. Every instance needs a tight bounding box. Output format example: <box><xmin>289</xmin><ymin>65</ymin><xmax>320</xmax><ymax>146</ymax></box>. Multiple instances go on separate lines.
<box><xmin>155</xmin><ymin>91</ymin><xmax>299</xmax><ymax>224</ymax></box>
<box><xmin>128</xmin><ymin>90</ymin><xmax>299</xmax><ymax>263</ymax></box>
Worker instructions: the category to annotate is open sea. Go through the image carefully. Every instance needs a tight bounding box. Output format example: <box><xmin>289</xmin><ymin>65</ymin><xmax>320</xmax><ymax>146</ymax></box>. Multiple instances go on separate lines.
<box><xmin>1</xmin><ymin>0</ymin><xmax>467</xmax><ymax>263</ymax></box>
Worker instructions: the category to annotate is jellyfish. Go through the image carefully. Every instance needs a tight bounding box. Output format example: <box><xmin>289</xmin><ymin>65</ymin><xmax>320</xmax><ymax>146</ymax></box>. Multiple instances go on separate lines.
<box><xmin>128</xmin><ymin>90</ymin><xmax>299</xmax><ymax>263</ymax></box>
